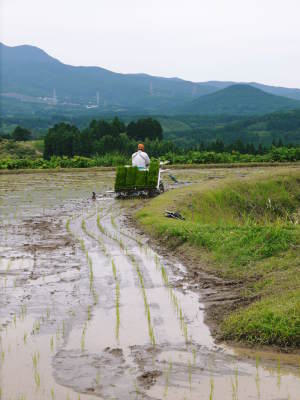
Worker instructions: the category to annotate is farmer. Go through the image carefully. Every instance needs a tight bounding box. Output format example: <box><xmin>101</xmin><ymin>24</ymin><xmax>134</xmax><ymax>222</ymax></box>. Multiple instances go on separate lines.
<box><xmin>132</xmin><ymin>143</ymin><xmax>150</xmax><ymax>169</ymax></box>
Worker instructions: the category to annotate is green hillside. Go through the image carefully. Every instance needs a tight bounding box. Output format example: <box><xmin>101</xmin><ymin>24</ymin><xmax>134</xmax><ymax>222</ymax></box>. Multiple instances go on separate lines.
<box><xmin>164</xmin><ymin>109</ymin><xmax>300</xmax><ymax>146</ymax></box>
<box><xmin>182</xmin><ymin>84</ymin><xmax>300</xmax><ymax>115</ymax></box>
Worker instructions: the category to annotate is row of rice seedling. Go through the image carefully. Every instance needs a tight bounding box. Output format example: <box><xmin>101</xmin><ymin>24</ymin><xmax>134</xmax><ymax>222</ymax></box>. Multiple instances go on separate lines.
<box><xmin>96</xmin><ymin>213</ymin><xmax>156</xmax><ymax>347</ymax></box>
<box><xmin>112</xmin><ymin>260</ymin><xmax>121</xmax><ymax>342</ymax></box>
<box><xmin>157</xmin><ymin>259</ymin><xmax>189</xmax><ymax>345</ymax></box>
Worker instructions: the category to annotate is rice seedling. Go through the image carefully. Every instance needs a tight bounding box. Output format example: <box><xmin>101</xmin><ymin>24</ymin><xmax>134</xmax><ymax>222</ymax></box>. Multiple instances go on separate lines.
<box><xmin>20</xmin><ymin>304</ymin><xmax>27</xmax><ymax>320</ymax></box>
<box><xmin>32</xmin><ymin>351</ymin><xmax>39</xmax><ymax>370</ymax></box>
<box><xmin>56</xmin><ymin>326</ymin><xmax>60</xmax><ymax>342</ymax></box>
<box><xmin>62</xmin><ymin>320</ymin><xmax>66</xmax><ymax>337</ymax></box>
<box><xmin>111</xmin><ymin>215</ymin><xmax>117</xmax><ymax>229</ymax></box>
<box><xmin>192</xmin><ymin>347</ymin><xmax>197</xmax><ymax>366</ymax></box>
<box><xmin>1</xmin><ymin>350</ymin><xmax>5</xmax><ymax>362</ymax></box>
<box><xmin>97</xmin><ymin>215</ymin><xmax>106</xmax><ymax>235</ymax></box>
<box><xmin>50</xmin><ymin>336</ymin><xmax>54</xmax><ymax>352</ymax></box>
<box><xmin>34</xmin><ymin>370</ymin><xmax>41</xmax><ymax>388</ymax></box>
<box><xmin>112</xmin><ymin>260</ymin><xmax>117</xmax><ymax>280</ymax></box>
<box><xmin>87</xmin><ymin>305</ymin><xmax>92</xmax><ymax>321</ymax></box>
<box><xmin>230</xmin><ymin>366</ymin><xmax>239</xmax><ymax>400</ymax></box>
<box><xmin>80</xmin><ymin>239</ymin><xmax>85</xmax><ymax>252</ymax></box>
<box><xmin>188</xmin><ymin>358</ymin><xmax>192</xmax><ymax>392</ymax></box>
<box><xmin>23</xmin><ymin>332</ymin><xmax>27</xmax><ymax>344</ymax></box>
<box><xmin>51</xmin><ymin>388</ymin><xmax>55</xmax><ymax>400</ymax></box>
<box><xmin>81</xmin><ymin>323</ymin><xmax>87</xmax><ymax>352</ymax></box>
<box><xmin>163</xmin><ymin>358</ymin><xmax>173</xmax><ymax>398</ymax></box>
<box><xmin>209</xmin><ymin>376</ymin><xmax>214</xmax><ymax>400</ymax></box>
<box><xmin>66</xmin><ymin>219</ymin><xmax>72</xmax><ymax>236</ymax></box>
<box><xmin>32</xmin><ymin>320</ymin><xmax>40</xmax><ymax>335</ymax></box>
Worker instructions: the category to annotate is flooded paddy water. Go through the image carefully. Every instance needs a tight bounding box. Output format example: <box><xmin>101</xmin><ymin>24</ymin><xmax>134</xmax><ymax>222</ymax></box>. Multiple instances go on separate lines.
<box><xmin>0</xmin><ymin>166</ymin><xmax>299</xmax><ymax>400</ymax></box>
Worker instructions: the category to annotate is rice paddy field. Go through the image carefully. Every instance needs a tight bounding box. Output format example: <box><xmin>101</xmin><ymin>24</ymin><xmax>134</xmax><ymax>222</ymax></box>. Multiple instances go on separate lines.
<box><xmin>0</xmin><ymin>166</ymin><xmax>299</xmax><ymax>400</ymax></box>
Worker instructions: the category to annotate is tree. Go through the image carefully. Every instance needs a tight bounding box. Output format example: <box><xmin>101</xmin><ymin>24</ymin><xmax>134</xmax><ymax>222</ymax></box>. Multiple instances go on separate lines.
<box><xmin>111</xmin><ymin>117</ymin><xmax>126</xmax><ymax>134</ymax></box>
<box><xmin>11</xmin><ymin>126</ymin><xmax>32</xmax><ymax>141</ymax></box>
<box><xmin>43</xmin><ymin>123</ymin><xmax>80</xmax><ymax>159</ymax></box>
<box><xmin>126</xmin><ymin>118</ymin><xmax>163</xmax><ymax>141</ymax></box>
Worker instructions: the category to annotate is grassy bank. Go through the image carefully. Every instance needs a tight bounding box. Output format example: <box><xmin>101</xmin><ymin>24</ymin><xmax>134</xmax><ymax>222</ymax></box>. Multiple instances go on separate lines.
<box><xmin>136</xmin><ymin>169</ymin><xmax>300</xmax><ymax>348</ymax></box>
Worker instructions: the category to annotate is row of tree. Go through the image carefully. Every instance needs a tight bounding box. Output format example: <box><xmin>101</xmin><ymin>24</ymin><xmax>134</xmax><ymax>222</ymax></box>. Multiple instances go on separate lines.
<box><xmin>194</xmin><ymin>138</ymin><xmax>286</xmax><ymax>155</ymax></box>
<box><xmin>43</xmin><ymin>117</ymin><xmax>164</xmax><ymax>159</ymax></box>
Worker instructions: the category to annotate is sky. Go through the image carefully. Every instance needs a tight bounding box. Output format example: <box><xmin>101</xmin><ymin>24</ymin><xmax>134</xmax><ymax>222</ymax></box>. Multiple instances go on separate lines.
<box><xmin>1</xmin><ymin>0</ymin><xmax>300</xmax><ymax>88</ymax></box>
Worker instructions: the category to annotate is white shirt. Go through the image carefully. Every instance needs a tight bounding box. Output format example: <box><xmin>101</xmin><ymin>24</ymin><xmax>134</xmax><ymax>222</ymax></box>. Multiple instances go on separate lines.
<box><xmin>132</xmin><ymin>150</ymin><xmax>150</xmax><ymax>168</ymax></box>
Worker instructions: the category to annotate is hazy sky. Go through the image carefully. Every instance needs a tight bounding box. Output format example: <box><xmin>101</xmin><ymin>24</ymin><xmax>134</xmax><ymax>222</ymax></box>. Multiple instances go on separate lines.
<box><xmin>1</xmin><ymin>0</ymin><xmax>300</xmax><ymax>88</ymax></box>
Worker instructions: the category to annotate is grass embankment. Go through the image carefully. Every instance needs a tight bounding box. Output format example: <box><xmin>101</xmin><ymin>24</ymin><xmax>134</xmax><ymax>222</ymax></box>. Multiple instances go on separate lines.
<box><xmin>136</xmin><ymin>170</ymin><xmax>300</xmax><ymax>348</ymax></box>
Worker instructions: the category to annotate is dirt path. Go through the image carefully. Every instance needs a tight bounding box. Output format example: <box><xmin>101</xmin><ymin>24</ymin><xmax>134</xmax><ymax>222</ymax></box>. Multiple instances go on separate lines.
<box><xmin>0</xmin><ymin>168</ymin><xmax>299</xmax><ymax>399</ymax></box>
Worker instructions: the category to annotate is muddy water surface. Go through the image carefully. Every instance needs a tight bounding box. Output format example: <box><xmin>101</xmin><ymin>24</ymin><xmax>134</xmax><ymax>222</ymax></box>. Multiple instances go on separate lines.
<box><xmin>0</xmin><ymin>168</ymin><xmax>299</xmax><ymax>400</ymax></box>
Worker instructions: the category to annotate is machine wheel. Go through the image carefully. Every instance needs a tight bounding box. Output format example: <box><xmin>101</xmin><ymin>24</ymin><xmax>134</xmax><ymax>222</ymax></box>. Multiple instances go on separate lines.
<box><xmin>159</xmin><ymin>182</ymin><xmax>165</xmax><ymax>193</ymax></box>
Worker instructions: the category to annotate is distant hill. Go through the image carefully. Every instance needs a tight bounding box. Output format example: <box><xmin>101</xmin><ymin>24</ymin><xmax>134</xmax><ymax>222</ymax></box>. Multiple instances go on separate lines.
<box><xmin>202</xmin><ymin>81</ymin><xmax>300</xmax><ymax>101</ymax></box>
<box><xmin>0</xmin><ymin>43</ymin><xmax>215</xmax><ymax>113</ymax></box>
<box><xmin>181</xmin><ymin>84</ymin><xmax>300</xmax><ymax>115</ymax></box>
<box><xmin>163</xmin><ymin>109</ymin><xmax>300</xmax><ymax>146</ymax></box>
<box><xmin>1</xmin><ymin>42</ymin><xmax>300</xmax><ymax>116</ymax></box>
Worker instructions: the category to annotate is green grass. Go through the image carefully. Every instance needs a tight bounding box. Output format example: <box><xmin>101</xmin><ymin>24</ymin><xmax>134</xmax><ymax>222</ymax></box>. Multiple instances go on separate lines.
<box><xmin>136</xmin><ymin>169</ymin><xmax>300</xmax><ymax>347</ymax></box>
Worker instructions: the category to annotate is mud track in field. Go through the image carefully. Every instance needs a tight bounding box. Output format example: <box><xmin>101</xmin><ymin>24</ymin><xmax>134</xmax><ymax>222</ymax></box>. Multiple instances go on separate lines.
<box><xmin>0</xmin><ymin>168</ymin><xmax>300</xmax><ymax>400</ymax></box>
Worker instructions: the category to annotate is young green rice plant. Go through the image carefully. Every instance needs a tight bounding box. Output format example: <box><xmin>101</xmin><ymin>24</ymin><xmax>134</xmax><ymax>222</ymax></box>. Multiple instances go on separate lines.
<box><xmin>87</xmin><ymin>305</ymin><xmax>92</xmax><ymax>321</ymax></box>
<box><xmin>97</xmin><ymin>215</ymin><xmax>106</xmax><ymax>235</ymax></box>
<box><xmin>112</xmin><ymin>260</ymin><xmax>117</xmax><ymax>280</ymax></box>
<box><xmin>209</xmin><ymin>376</ymin><xmax>215</xmax><ymax>400</ymax></box>
<box><xmin>80</xmin><ymin>239</ymin><xmax>85</xmax><ymax>252</ymax></box>
<box><xmin>50</xmin><ymin>336</ymin><xmax>54</xmax><ymax>352</ymax></box>
<box><xmin>115</xmin><ymin>281</ymin><xmax>120</xmax><ymax>342</ymax></box>
<box><xmin>20</xmin><ymin>304</ymin><xmax>27</xmax><ymax>320</ymax></box>
<box><xmin>111</xmin><ymin>215</ymin><xmax>117</xmax><ymax>229</ymax></box>
<box><xmin>192</xmin><ymin>347</ymin><xmax>197</xmax><ymax>366</ymax></box>
<box><xmin>188</xmin><ymin>358</ymin><xmax>192</xmax><ymax>392</ymax></box>
<box><xmin>32</xmin><ymin>320</ymin><xmax>40</xmax><ymax>335</ymax></box>
<box><xmin>230</xmin><ymin>366</ymin><xmax>239</xmax><ymax>400</ymax></box>
<box><xmin>51</xmin><ymin>388</ymin><xmax>55</xmax><ymax>400</ymax></box>
<box><xmin>66</xmin><ymin>219</ymin><xmax>72</xmax><ymax>236</ymax></box>
<box><xmin>62</xmin><ymin>320</ymin><xmax>66</xmax><ymax>337</ymax></box>
<box><xmin>255</xmin><ymin>356</ymin><xmax>260</xmax><ymax>398</ymax></box>
<box><xmin>23</xmin><ymin>332</ymin><xmax>27</xmax><ymax>344</ymax></box>
<box><xmin>163</xmin><ymin>358</ymin><xmax>173</xmax><ymax>398</ymax></box>
<box><xmin>81</xmin><ymin>323</ymin><xmax>87</xmax><ymax>352</ymax></box>
<box><xmin>32</xmin><ymin>351</ymin><xmax>39</xmax><ymax>370</ymax></box>
<box><xmin>34</xmin><ymin>371</ymin><xmax>41</xmax><ymax>388</ymax></box>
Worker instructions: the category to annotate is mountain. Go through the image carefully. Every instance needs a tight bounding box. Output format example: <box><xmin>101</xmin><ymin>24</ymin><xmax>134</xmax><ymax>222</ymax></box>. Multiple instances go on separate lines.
<box><xmin>1</xmin><ymin>42</ymin><xmax>300</xmax><ymax>116</ymax></box>
<box><xmin>0</xmin><ymin>43</ymin><xmax>216</xmax><ymax>113</ymax></box>
<box><xmin>181</xmin><ymin>84</ymin><xmax>300</xmax><ymax>115</ymax></box>
<box><xmin>201</xmin><ymin>81</ymin><xmax>300</xmax><ymax>101</ymax></box>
